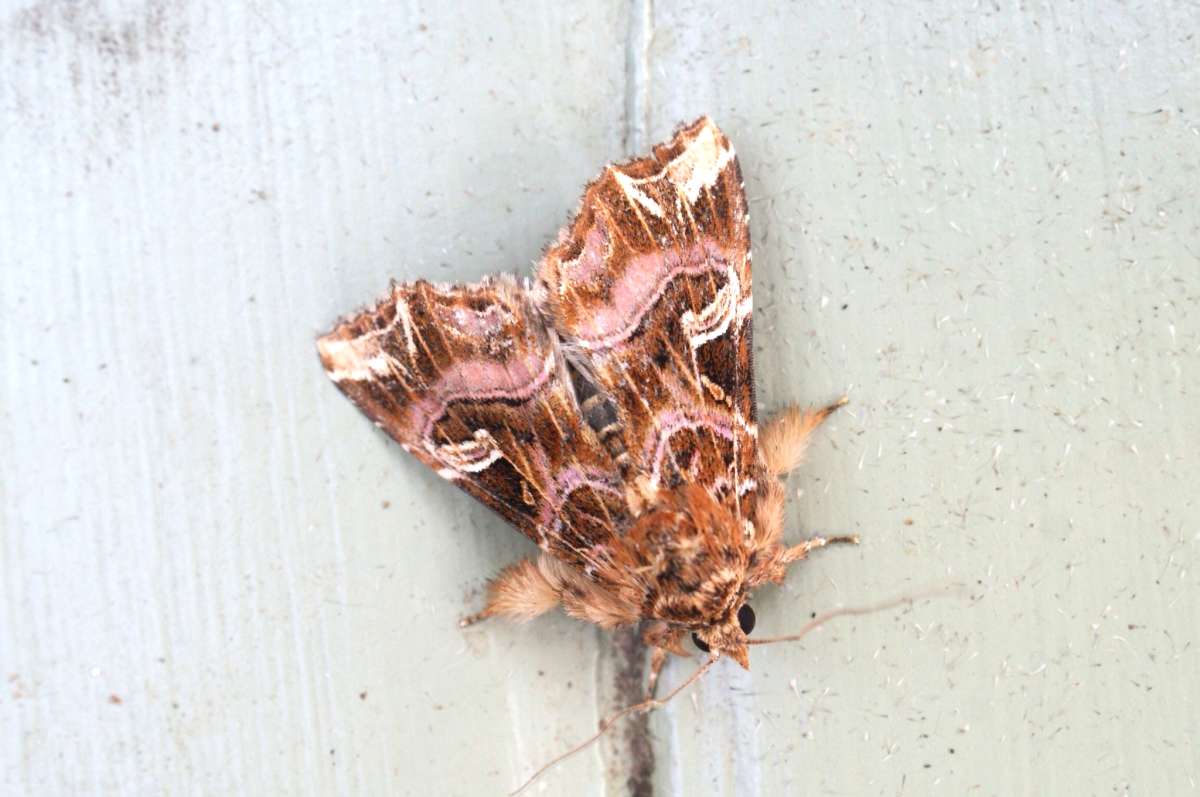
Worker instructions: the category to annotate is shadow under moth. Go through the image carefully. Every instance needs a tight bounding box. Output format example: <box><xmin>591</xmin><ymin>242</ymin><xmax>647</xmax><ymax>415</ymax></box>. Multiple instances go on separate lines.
<box><xmin>317</xmin><ymin>117</ymin><xmax>889</xmax><ymax>789</ymax></box>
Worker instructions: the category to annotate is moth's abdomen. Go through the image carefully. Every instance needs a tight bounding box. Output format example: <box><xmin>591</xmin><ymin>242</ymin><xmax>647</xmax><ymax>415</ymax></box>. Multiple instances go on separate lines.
<box><xmin>568</xmin><ymin>362</ymin><xmax>633</xmax><ymax>475</ymax></box>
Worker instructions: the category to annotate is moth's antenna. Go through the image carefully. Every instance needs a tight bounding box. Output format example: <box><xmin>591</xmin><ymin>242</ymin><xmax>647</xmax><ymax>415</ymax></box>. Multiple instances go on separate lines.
<box><xmin>509</xmin><ymin>655</ymin><xmax>719</xmax><ymax>796</ymax></box>
<box><xmin>511</xmin><ymin>585</ymin><xmax>963</xmax><ymax>794</ymax></box>
<box><xmin>748</xmin><ymin>584</ymin><xmax>966</xmax><ymax>646</ymax></box>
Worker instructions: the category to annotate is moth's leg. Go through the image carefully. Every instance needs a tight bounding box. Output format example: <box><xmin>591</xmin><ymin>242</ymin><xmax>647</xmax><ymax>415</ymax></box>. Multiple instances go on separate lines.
<box><xmin>642</xmin><ymin>621</ymin><xmax>688</xmax><ymax>699</ymax></box>
<box><xmin>459</xmin><ymin>558</ymin><xmax>561</xmax><ymax>628</ymax></box>
<box><xmin>646</xmin><ymin>648</ymin><xmax>670</xmax><ymax>700</ymax></box>
<box><xmin>755</xmin><ymin>477</ymin><xmax>786</xmax><ymax>552</ymax></box>
<box><xmin>760</xmin><ymin>396</ymin><xmax>848</xmax><ymax>478</ymax></box>
<box><xmin>461</xmin><ymin>555</ymin><xmax>642</xmax><ymax>630</ymax></box>
<box><xmin>780</xmin><ymin>533</ymin><xmax>860</xmax><ymax>566</ymax></box>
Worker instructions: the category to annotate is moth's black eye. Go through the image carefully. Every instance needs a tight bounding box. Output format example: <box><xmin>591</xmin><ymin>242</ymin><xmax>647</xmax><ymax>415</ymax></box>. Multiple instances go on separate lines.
<box><xmin>738</xmin><ymin>604</ymin><xmax>756</xmax><ymax>635</ymax></box>
<box><xmin>691</xmin><ymin>633</ymin><xmax>710</xmax><ymax>653</ymax></box>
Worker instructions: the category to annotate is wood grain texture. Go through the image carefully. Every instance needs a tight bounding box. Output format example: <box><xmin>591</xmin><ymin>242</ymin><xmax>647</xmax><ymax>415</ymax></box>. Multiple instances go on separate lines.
<box><xmin>2</xmin><ymin>1</ymin><xmax>1198</xmax><ymax>795</ymax></box>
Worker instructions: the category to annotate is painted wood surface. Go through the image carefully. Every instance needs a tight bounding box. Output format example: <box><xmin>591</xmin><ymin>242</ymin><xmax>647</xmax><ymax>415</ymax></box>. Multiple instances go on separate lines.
<box><xmin>3</xmin><ymin>1</ymin><xmax>1198</xmax><ymax>794</ymax></box>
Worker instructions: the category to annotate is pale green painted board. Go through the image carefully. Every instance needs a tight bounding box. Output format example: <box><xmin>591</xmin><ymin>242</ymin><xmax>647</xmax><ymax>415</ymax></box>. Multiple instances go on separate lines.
<box><xmin>2</xmin><ymin>1</ymin><xmax>1197</xmax><ymax>795</ymax></box>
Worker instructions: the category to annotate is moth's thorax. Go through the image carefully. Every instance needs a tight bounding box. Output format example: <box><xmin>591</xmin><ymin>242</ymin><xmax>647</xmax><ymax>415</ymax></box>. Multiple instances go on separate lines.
<box><xmin>625</xmin><ymin>483</ymin><xmax>749</xmax><ymax>628</ymax></box>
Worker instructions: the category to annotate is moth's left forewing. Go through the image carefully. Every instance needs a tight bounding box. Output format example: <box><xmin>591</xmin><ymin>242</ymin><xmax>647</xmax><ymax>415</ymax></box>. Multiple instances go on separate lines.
<box><xmin>538</xmin><ymin>117</ymin><xmax>761</xmax><ymax>530</ymax></box>
<box><xmin>316</xmin><ymin>278</ymin><xmax>633</xmax><ymax>579</ymax></box>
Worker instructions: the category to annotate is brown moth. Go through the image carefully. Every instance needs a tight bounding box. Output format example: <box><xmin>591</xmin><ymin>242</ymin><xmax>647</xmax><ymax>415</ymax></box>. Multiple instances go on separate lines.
<box><xmin>316</xmin><ymin>117</ymin><xmax>856</xmax><ymax>697</ymax></box>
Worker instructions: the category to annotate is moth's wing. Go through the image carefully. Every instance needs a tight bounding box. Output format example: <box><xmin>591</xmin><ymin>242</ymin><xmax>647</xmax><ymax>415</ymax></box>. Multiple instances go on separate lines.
<box><xmin>316</xmin><ymin>277</ymin><xmax>631</xmax><ymax>576</ymax></box>
<box><xmin>537</xmin><ymin>117</ymin><xmax>761</xmax><ymax>528</ymax></box>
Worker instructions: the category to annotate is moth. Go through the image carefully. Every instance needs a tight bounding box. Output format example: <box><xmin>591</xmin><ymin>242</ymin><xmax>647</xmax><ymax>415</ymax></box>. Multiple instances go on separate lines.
<box><xmin>316</xmin><ymin>117</ymin><xmax>856</xmax><ymax>698</ymax></box>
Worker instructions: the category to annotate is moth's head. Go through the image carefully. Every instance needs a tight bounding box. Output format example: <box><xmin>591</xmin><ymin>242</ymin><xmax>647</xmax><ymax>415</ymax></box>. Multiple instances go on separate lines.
<box><xmin>689</xmin><ymin>602</ymin><xmax>755</xmax><ymax>669</ymax></box>
<box><xmin>626</xmin><ymin>483</ymin><xmax>758</xmax><ymax>668</ymax></box>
